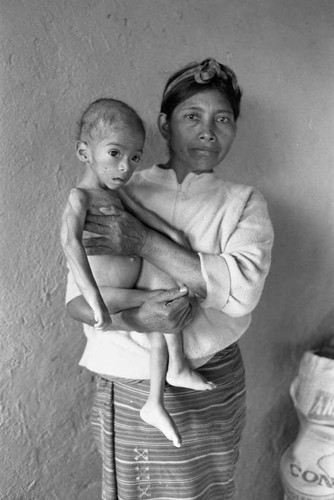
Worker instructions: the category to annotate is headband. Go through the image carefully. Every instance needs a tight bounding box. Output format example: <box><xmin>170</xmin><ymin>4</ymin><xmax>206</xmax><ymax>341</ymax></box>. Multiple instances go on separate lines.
<box><xmin>163</xmin><ymin>58</ymin><xmax>239</xmax><ymax>98</ymax></box>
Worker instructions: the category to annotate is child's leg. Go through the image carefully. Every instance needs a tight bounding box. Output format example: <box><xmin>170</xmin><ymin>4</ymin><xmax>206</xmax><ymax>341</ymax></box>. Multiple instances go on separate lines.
<box><xmin>140</xmin><ymin>332</ymin><xmax>181</xmax><ymax>448</ymax></box>
<box><xmin>164</xmin><ymin>333</ymin><xmax>216</xmax><ymax>390</ymax></box>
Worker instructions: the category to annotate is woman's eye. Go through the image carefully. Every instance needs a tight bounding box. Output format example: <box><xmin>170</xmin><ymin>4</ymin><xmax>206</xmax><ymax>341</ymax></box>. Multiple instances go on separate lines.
<box><xmin>217</xmin><ymin>116</ymin><xmax>233</xmax><ymax>124</ymax></box>
<box><xmin>108</xmin><ymin>149</ymin><xmax>120</xmax><ymax>157</ymax></box>
<box><xmin>185</xmin><ymin>113</ymin><xmax>199</xmax><ymax>121</ymax></box>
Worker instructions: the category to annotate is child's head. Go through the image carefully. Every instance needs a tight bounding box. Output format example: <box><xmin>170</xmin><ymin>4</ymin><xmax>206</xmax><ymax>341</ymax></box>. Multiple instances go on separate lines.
<box><xmin>78</xmin><ymin>98</ymin><xmax>145</xmax><ymax>143</ymax></box>
<box><xmin>76</xmin><ymin>98</ymin><xmax>145</xmax><ymax>190</ymax></box>
<box><xmin>160</xmin><ymin>58</ymin><xmax>242</xmax><ymax>121</ymax></box>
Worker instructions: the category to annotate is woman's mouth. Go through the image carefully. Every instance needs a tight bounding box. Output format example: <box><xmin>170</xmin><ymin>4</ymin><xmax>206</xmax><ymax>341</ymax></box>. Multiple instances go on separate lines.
<box><xmin>190</xmin><ymin>147</ymin><xmax>219</xmax><ymax>157</ymax></box>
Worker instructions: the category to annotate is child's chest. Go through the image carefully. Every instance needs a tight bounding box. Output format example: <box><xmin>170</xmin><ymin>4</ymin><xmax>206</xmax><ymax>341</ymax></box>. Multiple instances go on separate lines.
<box><xmin>85</xmin><ymin>188</ymin><xmax>123</xmax><ymax>215</ymax></box>
<box><xmin>83</xmin><ymin>189</ymin><xmax>141</xmax><ymax>287</ymax></box>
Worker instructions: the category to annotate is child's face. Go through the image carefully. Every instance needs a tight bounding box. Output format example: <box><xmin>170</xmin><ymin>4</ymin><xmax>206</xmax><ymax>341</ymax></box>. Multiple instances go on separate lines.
<box><xmin>86</xmin><ymin>124</ymin><xmax>144</xmax><ymax>189</ymax></box>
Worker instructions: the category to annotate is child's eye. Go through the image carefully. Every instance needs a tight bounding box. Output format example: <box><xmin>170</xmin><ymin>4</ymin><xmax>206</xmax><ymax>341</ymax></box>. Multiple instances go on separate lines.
<box><xmin>131</xmin><ymin>155</ymin><xmax>142</xmax><ymax>163</ymax></box>
<box><xmin>108</xmin><ymin>149</ymin><xmax>120</xmax><ymax>157</ymax></box>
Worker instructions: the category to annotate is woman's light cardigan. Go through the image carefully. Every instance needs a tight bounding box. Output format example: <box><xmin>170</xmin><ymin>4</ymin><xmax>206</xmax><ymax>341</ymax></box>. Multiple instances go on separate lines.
<box><xmin>66</xmin><ymin>165</ymin><xmax>274</xmax><ymax>379</ymax></box>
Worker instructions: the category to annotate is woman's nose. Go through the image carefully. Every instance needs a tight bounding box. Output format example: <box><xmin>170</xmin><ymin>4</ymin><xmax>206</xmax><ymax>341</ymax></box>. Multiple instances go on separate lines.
<box><xmin>199</xmin><ymin>125</ymin><xmax>216</xmax><ymax>142</ymax></box>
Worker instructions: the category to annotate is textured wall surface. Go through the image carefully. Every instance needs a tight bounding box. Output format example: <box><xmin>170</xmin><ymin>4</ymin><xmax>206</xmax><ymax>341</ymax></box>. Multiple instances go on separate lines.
<box><xmin>0</xmin><ymin>0</ymin><xmax>333</xmax><ymax>499</ymax></box>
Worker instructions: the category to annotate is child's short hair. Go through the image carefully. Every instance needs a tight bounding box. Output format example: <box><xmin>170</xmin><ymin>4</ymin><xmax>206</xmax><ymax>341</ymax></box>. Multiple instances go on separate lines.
<box><xmin>78</xmin><ymin>98</ymin><xmax>145</xmax><ymax>141</ymax></box>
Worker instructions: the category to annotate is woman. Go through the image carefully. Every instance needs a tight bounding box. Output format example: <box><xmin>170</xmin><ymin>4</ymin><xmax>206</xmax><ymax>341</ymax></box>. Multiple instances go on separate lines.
<box><xmin>67</xmin><ymin>58</ymin><xmax>274</xmax><ymax>499</ymax></box>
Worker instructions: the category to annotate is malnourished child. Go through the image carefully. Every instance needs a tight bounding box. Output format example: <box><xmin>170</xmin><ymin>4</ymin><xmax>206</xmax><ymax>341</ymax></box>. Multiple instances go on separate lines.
<box><xmin>61</xmin><ymin>98</ymin><xmax>214</xmax><ymax>447</ymax></box>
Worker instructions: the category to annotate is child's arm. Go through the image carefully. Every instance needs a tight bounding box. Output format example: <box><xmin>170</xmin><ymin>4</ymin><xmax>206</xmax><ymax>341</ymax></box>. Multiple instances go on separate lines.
<box><xmin>90</xmin><ymin>286</ymin><xmax>163</xmax><ymax>314</ymax></box>
<box><xmin>66</xmin><ymin>289</ymin><xmax>152</xmax><ymax>328</ymax></box>
<box><xmin>67</xmin><ymin>285</ymin><xmax>191</xmax><ymax>333</ymax></box>
<box><xmin>119</xmin><ymin>190</ymin><xmax>189</xmax><ymax>248</ymax></box>
<box><xmin>61</xmin><ymin>188</ymin><xmax>112</xmax><ymax>331</ymax></box>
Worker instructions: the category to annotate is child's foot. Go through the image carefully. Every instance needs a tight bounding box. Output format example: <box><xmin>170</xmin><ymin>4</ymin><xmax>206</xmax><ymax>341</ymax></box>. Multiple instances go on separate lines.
<box><xmin>167</xmin><ymin>367</ymin><xmax>216</xmax><ymax>391</ymax></box>
<box><xmin>140</xmin><ymin>401</ymin><xmax>181</xmax><ymax>448</ymax></box>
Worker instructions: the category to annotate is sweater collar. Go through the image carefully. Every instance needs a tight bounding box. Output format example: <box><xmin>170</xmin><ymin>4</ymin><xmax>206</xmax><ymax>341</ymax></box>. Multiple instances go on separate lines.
<box><xmin>146</xmin><ymin>164</ymin><xmax>217</xmax><ymax>189</ymax></box>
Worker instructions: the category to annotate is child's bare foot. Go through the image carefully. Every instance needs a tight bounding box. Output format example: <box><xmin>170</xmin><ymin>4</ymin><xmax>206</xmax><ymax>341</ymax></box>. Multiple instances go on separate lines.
<box><xmin>140</xmin><ymin>401</ymin><xmax>181</xmax><ymax>448</ymax></box>
<box><xmin>167</xmin><ymin>367</ymin><xmax>216</xmax><ymax>391</ymax></box>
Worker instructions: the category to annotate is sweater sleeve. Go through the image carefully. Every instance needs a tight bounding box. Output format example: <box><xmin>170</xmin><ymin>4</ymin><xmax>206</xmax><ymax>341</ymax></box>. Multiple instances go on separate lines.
<box><xmin>198</xmin><ymin>189</ymin><xmax>274</xmax><ymax>317</ymax></box>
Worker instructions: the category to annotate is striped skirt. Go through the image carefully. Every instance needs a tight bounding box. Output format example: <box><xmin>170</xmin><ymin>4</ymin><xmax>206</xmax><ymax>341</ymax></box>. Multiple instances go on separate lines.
<box><xmin>90</xmin><ymin>342</ymin><xmax>246</xmax><ymax>500</ymax></box>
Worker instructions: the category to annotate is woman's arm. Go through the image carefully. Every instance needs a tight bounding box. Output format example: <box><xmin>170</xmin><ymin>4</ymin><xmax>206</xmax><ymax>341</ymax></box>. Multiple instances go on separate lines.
<box><xmin>140</xmin><ymin>230</ymin><xmax>206</xmax><ymax>296</ymax></box>
<box><xmin>83</xmin><ymin>188</ymin><xmax>274</xmax><ymax>317</ymax></box>
<box><xmin>119</xmin><ymin>189</ymin><xmax>189</xmax><ymax>247</ymax></box>
<box><xmin>198</xmin><ymin>188</ymin><xmax>274</xmax><ymax>316</ymax></box>
<box><xmin>84</xmin><ymin>209</ymin><xmax>207</xmax><ymax>297</ymax></box>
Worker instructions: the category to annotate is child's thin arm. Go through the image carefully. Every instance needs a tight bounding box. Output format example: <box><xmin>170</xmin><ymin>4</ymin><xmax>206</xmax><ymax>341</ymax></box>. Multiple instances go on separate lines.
<box><xmin>69</xmin><ymin>287</ymin><xmax>163</xmax><ymax>320</ymax></box>
<box><xmin>61</xmin><ymin>188</ymin><xmax>111</xmax><ymax>330</ymax></box>
<box><xmin>119</xmin><ymin>190</ymin><xmax>189</xmax><ymax>247</ymax></box>
<box><xmin>67</xmin><ymin>285</ymin><xmax>192</xmax><ymax>333</ymax></box>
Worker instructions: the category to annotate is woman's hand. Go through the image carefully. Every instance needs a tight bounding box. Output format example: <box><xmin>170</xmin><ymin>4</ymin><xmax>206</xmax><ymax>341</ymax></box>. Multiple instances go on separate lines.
<box><xmin>131</xmin><ymin>286</ymin><xmax>193</xmax><ymax>333</ymax></box>
<box><xmin>84</xmin><ymin>206</ymin><xmax>150</xmax><ymax>256</ymax></box>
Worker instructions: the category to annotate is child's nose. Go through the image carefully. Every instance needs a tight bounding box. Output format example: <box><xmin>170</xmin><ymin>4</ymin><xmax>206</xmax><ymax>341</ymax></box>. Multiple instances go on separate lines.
<box><xmin>119</xmin><ymin>159</ymin><xmax>130</xmax><ymax>172</ymax></box>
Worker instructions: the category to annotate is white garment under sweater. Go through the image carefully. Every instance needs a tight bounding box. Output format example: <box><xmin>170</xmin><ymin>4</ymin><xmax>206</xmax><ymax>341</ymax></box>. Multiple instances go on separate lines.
<box><xmin>66</xmin><ymin>165</ymin><xmax>274</xmax><ymax>379</ymax></box>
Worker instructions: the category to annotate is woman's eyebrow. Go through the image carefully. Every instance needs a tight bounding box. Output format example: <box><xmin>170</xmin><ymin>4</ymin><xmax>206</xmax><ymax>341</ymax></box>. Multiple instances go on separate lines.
<box><xmin>182</xmin><ymin>104</ymin><xmax>202</xmax><ymax>110</ymax></box>
<box><xmin>182</xmin><ymin>105</ymin><xmax>233</xmax><ymax>114</ymax></box>
<box><xmin>217</xmin><ymin>110</ymin><xmax>234</xmax><ymax>116</ymax></box>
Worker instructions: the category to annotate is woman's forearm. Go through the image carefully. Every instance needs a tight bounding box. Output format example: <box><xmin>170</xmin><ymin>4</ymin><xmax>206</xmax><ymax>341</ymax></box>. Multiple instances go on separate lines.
<box><xmin>140</xmin><ymin>229</ymin><xmax>207</xmax><ymax>297</ymax></box>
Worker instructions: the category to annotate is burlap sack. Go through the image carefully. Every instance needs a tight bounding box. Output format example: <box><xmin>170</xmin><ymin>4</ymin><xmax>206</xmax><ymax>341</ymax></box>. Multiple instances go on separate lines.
<box><xmin>280</xmin><ymin>351</ymin><xmax>334</xmax><ymax>500</ymax></box>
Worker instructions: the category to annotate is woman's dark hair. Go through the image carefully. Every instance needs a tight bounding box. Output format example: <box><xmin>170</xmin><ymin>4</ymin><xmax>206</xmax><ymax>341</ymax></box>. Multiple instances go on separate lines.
<box><xmin>160</xmin><ymin>58</ymin><xmax>242</xmax><ymax>121</ymax></box>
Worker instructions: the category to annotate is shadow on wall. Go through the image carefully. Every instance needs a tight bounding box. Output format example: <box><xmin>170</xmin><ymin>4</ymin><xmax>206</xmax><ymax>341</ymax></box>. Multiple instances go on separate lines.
<box><xmin>234</xmin><ymin>91</ymin><xmax>334</xmax><ymax>499</ymax></box>
<box><xmin>308</xmin><ymin>308</ymin><xmax>334</xmax><ymax>350</ymax></box>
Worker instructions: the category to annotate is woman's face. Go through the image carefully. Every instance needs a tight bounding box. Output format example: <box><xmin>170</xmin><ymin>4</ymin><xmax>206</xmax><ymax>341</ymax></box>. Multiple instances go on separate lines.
<box><xmin>162</xmin><ymin>89</ymin><xmax>236</xmax><ymax>177</ymax></box>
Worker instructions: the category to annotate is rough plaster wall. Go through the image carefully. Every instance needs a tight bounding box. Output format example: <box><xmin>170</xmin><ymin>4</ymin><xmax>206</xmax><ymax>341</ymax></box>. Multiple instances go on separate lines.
<box><xmin>0</xmin><ymin>0</ymin><xmax>333</xmax><ymax>499</ymax></box>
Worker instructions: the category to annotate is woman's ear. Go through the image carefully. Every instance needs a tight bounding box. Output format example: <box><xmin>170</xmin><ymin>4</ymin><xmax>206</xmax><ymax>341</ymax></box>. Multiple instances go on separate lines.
<box><xmin>76</xmin><ymin>141</ymin><xmax>89</xmax><ymax>163</ymax></box>
<box><xmin>157</xmin><ymin>113</ymin><xmax>170</xmax><ymax>139</ymax></box>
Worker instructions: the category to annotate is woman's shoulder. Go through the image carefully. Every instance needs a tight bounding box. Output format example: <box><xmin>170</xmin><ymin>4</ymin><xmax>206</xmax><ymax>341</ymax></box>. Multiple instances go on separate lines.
<box><xmin>211</xmin><ymin>180</ymin><xmax>270</xmax><ymax>222</ymax></box>
<box><xmin>215</xmin><ymin>177</ymin><xmax>264</xmax><ymax>201</ymax></box>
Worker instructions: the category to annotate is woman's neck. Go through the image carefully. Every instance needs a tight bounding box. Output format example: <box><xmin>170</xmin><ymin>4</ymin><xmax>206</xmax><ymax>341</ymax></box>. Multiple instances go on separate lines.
<box><xmin>161</xmin><ymin>160</ymin><xmax>190</xmax><ymax>184</ymax></box>
<box><xmin>160</xmin><ymin>159</ymin><xmax>214</xmax><ymax>184</ymax></box>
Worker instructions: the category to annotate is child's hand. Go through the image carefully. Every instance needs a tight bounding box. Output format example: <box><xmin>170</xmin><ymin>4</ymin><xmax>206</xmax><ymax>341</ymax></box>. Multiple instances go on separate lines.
<box><xmin>94</xmin><ymin>306</ymin><xmax>112</xmax><ymax>332</ymax></box>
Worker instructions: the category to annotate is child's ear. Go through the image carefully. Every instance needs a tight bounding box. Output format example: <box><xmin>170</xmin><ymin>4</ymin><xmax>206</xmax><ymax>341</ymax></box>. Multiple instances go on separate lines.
<box><xmin>76</xmin><ymin>141</ymin><xmax>89</xmax><ymax>163</ymax></box>
<box><xmin>157</xmin><ymin>113</ymin><xmax>170</xmax><ymax>139</ymax></box>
